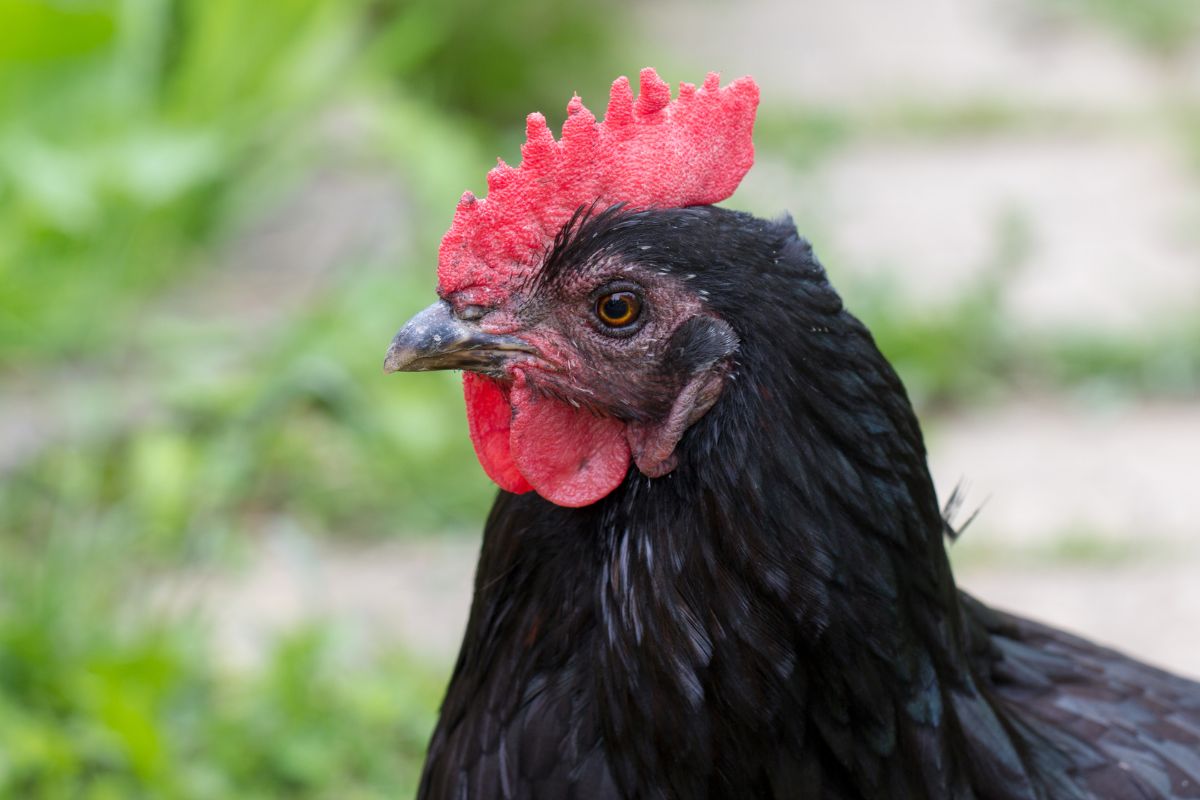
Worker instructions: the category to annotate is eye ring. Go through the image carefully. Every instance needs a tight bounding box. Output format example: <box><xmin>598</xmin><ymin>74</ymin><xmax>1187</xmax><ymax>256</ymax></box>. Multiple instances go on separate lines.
<box><xmin>595</xmin><ymin>291</ymin><xmax>641</xmax><ymax>328</ymax></box>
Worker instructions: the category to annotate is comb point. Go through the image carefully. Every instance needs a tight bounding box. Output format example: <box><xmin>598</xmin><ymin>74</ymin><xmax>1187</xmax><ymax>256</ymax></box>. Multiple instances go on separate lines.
<box><xmin>560</xmin><ymin>100</ymin><xmax>597</xmax><ymax>147</ymax></box>
<box><xmin>524</xmin><ymin>112</ymin><xmax>554</xmax><ymax>145</ymax></box>
<box><xmin>636</xmin><ymin>67</ymin><xmax>671</xmax><ymax>117</ymax></box>
<box><xmin>487</xmin><ymin>161</ymin><xmax>517</xmax><ymax>192</ymax></box>
<box><xmin>606</xmin><ymin>76</ymin><xmax>634</xmax><ymax>127</ymax></box>
<box><xmin>521</xmin><ymin>112</ymin><xmax>557</xmax><ymax>168</ymax></box>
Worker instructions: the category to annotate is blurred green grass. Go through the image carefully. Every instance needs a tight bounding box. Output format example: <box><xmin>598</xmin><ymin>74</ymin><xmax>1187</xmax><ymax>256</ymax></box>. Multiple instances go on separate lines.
<box><xmin>2</xmin><ymin>0</ymin><xmax>1199</xmax><ymax>796</ymax></box>
<box><xmin>0</xmin><ymin>530</ymin><xmax>441</xmax><ymax>798</ymax></box>
<box><xmin>0</xmin><ymin>0</ymin><xmax>623</xmax><ymax>795</ymax></box>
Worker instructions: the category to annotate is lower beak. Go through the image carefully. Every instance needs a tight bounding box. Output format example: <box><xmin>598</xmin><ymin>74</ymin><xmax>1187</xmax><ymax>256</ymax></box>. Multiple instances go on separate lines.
<box><xmin>383</xmin><ymin>300</ymin><xmax>533</xmax><ymax>375</ymax></box>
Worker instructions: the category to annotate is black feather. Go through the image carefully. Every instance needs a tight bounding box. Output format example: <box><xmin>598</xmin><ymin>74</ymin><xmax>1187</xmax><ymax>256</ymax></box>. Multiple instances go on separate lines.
<box><xmin>417</xmin><ymin>206</ymin><xmax>1200</xmax><ymax>799</ymax></box>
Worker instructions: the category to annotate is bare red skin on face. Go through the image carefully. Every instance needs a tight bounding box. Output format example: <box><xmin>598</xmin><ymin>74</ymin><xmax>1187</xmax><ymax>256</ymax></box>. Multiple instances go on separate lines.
<box><xmin>463</xmin><ymin>372</ymin><xmax>631</xmax><ymax>507</ymax></box>
<box><xmin>447</xmin><ymin>68</ymin><xmax>758</xmax><ymax>507</ymax></box>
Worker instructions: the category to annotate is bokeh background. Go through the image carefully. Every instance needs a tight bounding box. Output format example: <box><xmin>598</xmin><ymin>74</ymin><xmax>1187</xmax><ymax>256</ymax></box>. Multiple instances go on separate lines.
<box><xmin>1</xmin><ymin>0</ymin><xmax>1198</xmax><ymax>796</ymax></box>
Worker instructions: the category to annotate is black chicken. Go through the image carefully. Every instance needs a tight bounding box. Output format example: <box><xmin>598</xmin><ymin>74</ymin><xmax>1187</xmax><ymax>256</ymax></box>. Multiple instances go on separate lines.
<box><xmin>385</xmin><ymin>70</ymin><xmax>1200</xmax><ymax>799</ymax></box>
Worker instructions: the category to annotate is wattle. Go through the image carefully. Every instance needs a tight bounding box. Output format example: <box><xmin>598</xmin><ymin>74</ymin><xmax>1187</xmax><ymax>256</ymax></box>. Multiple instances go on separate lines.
<box><xmin>463</xmin><ymin>373</ymin><xmax>533</xmax><ymax>494</ymax></box>
<box><xmin>462</xmin><ymin>372</ymin><xmax>631</xmax><ymax>507</ymax></box>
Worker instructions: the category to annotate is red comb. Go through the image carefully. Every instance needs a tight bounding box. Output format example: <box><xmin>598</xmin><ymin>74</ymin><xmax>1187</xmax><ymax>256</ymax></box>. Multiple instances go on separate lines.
<box><xmin>437</xmin><ymin>68</ymin><xmax>760</xmax><ymax>301</ymax></box>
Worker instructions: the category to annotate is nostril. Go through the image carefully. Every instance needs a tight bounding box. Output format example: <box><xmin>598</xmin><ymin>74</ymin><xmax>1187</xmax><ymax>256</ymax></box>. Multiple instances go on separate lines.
<box><xmin>457</xmin><ymin>304</ymin><xmax>489</xmax><ymax>321</ymax></box>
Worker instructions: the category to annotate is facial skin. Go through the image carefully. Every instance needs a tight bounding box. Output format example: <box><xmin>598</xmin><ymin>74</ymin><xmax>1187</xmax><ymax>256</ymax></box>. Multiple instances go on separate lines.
<box><xmin>478</xmin><ymin>261</ymin><xmax>709</xmax><ymax>420</ymax></box>
<box><xmin>385</xmin><ymin>206</ymin><xmax>740</xmax><ymax>504</ymax></box>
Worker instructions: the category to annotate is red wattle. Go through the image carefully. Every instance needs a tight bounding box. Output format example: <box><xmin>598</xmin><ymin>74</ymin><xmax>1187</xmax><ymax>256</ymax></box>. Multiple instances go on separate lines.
<box><xmin>509</xmin><ymin>377</ymin><xmax>631</xmax><ymax>508</ymax></box>
<box><xmin>463</xmin><ymin>373</ymin><xmax>533</xmax><ymax>494</ymax></box>
<box><xmin>463</xmin><ymin>373</ymin><xmax>633</xmax><ymax>506</ymax></box>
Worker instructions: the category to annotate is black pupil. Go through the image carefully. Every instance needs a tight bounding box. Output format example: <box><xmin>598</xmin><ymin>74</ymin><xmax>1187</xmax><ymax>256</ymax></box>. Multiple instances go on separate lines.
<box><xmin>601</xmin><ymin>294</ymin><xmax>634</xmax><ymax>324</ymax></box>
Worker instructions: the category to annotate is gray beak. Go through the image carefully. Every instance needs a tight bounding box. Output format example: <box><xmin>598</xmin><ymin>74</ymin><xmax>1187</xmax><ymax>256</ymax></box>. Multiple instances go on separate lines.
<box><xmin>383</xmin><ymin>300</ymin><xmax>533</xmax><ymax>376</ymax></box>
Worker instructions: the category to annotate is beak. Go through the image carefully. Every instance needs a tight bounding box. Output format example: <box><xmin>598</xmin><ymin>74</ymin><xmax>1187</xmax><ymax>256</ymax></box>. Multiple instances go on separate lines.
<box><xmin>383</xmin><ymin>300</ymin><xmax>533</xmax><ymax>376</ymax></box>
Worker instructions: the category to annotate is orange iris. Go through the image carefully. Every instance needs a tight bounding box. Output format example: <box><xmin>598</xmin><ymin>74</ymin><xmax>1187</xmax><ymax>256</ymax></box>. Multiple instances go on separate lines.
<box><xmin>596</xmin><ymin>291</ymin><xmax>641</xmax><ymax>327</ymax></box>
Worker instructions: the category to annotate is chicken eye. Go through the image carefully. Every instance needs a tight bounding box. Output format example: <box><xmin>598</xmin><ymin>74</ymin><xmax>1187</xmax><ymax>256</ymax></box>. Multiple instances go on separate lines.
<box><xmin>595</xmin><ymin>291</ymin><xmax>641</xmax><ymax>328</ymax></box>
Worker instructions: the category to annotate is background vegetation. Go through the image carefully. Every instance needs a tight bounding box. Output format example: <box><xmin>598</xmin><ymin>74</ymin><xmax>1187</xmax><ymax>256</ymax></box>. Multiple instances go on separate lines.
<box><xmin>1</xmin><ymin>0</ymin><xmax>1197</xmax><ymax>796</ymax></box>
<box><xmin>1</xmin><ymin>1</ymin><xmax>626</xmax><ymax>795</ymax></box>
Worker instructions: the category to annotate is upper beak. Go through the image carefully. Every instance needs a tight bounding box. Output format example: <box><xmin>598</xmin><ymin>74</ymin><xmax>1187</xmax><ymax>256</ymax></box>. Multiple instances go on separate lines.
<box><xmin>383</xmin><ymin>300</ymin><xmax>533</xmax><ymax>376</ymax></box>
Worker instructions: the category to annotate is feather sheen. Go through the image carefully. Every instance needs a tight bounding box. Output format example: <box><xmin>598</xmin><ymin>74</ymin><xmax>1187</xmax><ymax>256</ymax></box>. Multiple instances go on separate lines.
<box><xmin>417</xmin><ymin>207</ymin><xmax>1200</xmax><ymax>800</ymax></box>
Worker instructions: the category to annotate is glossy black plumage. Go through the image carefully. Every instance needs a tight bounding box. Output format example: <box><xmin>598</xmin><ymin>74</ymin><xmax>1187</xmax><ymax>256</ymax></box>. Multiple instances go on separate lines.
<box><xmin>417</xmin><ymin>207</ymin><xmax>1200</xmax><ymax>799</ymax></box>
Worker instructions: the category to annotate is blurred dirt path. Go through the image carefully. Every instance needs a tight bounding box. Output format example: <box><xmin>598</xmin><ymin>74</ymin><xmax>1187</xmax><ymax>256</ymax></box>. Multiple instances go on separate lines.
<box><xmin>695</xmin><ymin>0</ymin><xmax>1200</xmax><ymax>334</ymax></box>
<box><xmin>751</xmin><ymin>137</ymin><xmax>1200</xmax><ymax>332</ymax></box>
<box><xmin>652</xmin><ymin>0</ymin><xmax>1200</xmax><ymax>596</ymax></box>
<box><xmin>638</xmin><ymin>0</ymin><xmax>1200</xmax><ymax>110</ymax></box>
<box><xmin>929</xmin><ymin>398</ymin><xmax>1200</xmax><ymax>547</ymax></box>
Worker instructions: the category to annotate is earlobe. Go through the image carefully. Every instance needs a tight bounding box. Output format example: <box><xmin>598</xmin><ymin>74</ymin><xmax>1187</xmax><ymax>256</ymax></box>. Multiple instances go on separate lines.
<box><xmin>625</xmin><ymin>316</ymin><xmax>737</xmax><ymax>478</ymax></box>
<box><xmin>626</xmin><ymin>369</ymin><xmax>727</xmax><ymax>477</ymax></box>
